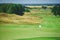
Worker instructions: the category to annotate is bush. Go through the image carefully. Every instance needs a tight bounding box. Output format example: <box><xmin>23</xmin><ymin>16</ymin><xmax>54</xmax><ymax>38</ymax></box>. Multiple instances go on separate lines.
<box><xmin>25</xmin><ymin>8</ymin><xmax>30</xmax><ymax>12</ymax></box>
<box><xmin>0</xmin><ymin>3</ymin><xmax>25</xmax><ymax>16</ymax></box>
<box><xmin>42</xmin><ymin>6</ymin><xmax>47</xmax><ymax>9</ymax></box>
<box><xmin>52</xmin><ymin>4</ymin><xmax>60</xmax><ymax>16</ymax></box>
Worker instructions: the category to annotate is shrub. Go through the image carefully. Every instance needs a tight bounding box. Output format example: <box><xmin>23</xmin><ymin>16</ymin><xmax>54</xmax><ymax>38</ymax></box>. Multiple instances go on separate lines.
<box><xmin>0</xmin><ymin>3</ymin><xmax>25</xmax><ymax>16</ymax></box>
<box><xmin>52</xmin><ymin>4</ymin><xmax>60</xmax><ymax>16</ymax></box>
<box><xmin>42</xmin><ymin>6</ymin><xmax>47</xmax><ymax>9</ymax></box>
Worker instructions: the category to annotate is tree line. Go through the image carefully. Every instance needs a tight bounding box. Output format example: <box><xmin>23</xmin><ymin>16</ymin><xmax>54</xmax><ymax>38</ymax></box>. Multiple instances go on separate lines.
<box><xmin>0</xmin><ymin>3</ymin><xmax>25</xmax><ymax>16</ymax></box>
<box><xmin>0</xmin><ymin>4</ymin><xmax>60</xmax><ymax>16</ymax></box>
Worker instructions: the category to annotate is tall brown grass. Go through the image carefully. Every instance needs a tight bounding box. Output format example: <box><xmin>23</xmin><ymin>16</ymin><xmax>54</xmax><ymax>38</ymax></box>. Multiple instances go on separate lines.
<box><xmin>0</xmin><ymin>13</ymin><xmax>42</xmax><ymax>24</ymax></box>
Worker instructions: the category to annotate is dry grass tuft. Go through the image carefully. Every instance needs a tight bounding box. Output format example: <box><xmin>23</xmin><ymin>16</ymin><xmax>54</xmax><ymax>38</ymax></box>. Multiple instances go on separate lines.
<box><xmin>0</xmin><ymin>13</ymin><xmax>42</xmax><ymax>24</ymax></box>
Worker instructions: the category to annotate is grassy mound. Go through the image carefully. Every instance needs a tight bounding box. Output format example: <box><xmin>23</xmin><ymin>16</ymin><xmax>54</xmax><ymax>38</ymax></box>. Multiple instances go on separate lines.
<box><xmin>0</xmin><ymin>13</ymin><xmax>42</xmax><ymax>24</ymax></box>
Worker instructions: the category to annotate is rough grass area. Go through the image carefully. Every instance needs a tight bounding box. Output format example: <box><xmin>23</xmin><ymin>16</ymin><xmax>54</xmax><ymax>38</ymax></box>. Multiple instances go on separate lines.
<box><xmin>0</xmin><ymin>13</ymin><xmax>42</xmax><ymax>24</ymax></box>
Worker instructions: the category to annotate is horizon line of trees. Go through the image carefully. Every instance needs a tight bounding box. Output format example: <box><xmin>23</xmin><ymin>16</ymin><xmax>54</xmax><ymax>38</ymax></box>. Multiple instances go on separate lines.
<box><xmin>0</xmin><ymin>3</ymin><xmax>25</xmax><ymax>16</ymax></box>
<box><xmin>0</xmin><ymin>3</ymin><xmax>60</xmax><ymax>16</ymax></box>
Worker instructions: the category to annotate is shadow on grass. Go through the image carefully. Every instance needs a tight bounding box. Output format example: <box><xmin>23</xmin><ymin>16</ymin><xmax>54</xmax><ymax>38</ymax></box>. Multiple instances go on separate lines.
<box><xmin>15</xmin><ymin>37</ymin><xmax>60</xmax><ymax>40</ymax></box>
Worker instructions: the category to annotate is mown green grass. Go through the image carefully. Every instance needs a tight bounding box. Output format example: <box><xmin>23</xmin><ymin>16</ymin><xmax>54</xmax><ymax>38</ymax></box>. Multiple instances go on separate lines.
<box><xmin>0</xmin><ymin>24</ymin><xmax>60</xmax><ymax>40</ymax></box>
<box><xmin>0</xmin><ymin>24</ymin><xmax>39</xmax><ymax>28</ymax></box>
<box><xmin>17</xmin><ymin>37</ymin><xmax>60</xmax><ymax>40</ymax></box>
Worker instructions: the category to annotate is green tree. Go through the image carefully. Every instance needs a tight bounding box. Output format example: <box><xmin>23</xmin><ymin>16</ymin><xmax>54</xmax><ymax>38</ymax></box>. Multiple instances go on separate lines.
<box><xmin>0</xmin><ymin>4</ymin><xmax>25</xmax><ymax>16</ymax></box>
<box><xmin>52</xmin><ymin>5</ymin><xmax>60</xmax><ymax>16</ymax></box>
